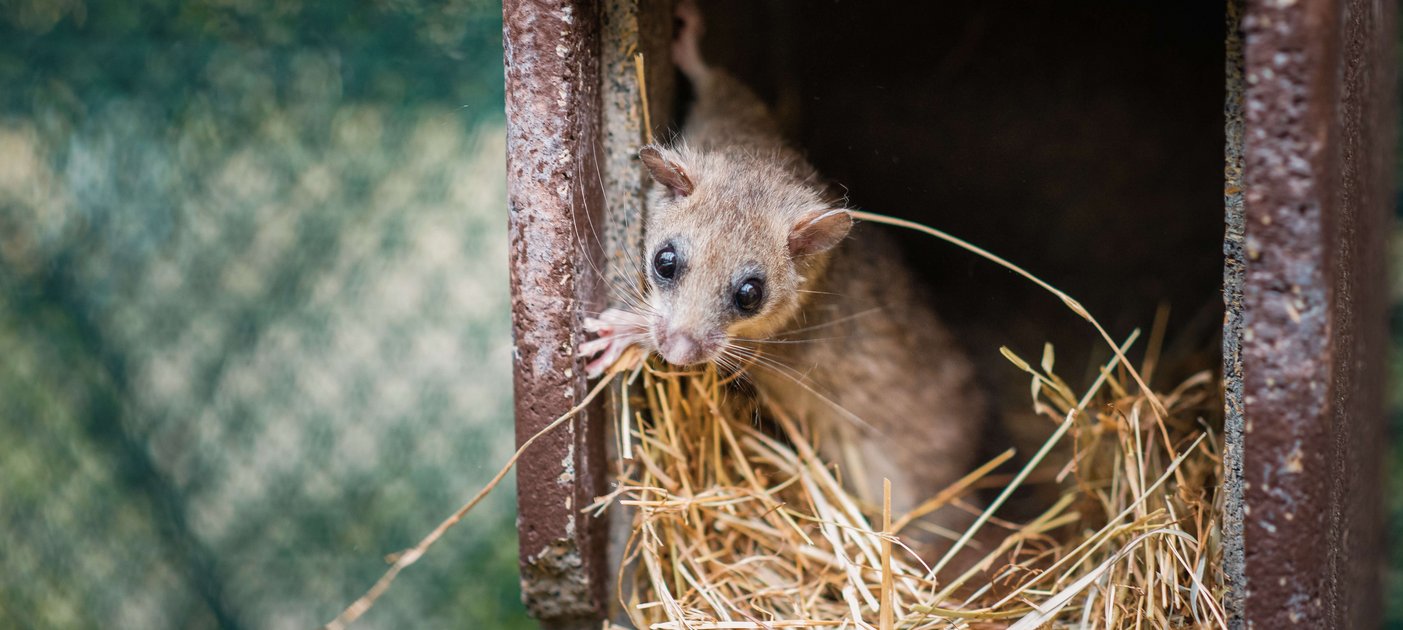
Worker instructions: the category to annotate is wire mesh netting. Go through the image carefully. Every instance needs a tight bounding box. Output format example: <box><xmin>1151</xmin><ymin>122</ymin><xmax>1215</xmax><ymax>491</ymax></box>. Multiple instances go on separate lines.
<box><xmin>0</xmin><ymin>1</ymin><xmax>530</xmax><ymax>628</ymax></box>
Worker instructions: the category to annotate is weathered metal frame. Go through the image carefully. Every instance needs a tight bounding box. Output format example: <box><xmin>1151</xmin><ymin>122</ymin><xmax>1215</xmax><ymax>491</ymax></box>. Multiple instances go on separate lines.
<box><xmin>1222</xmin><ymin>0</ymin><xmax>1393</xmax><ymax>626</ymax></box>
<box><xmin>505</xmin><ymin>0</ymin><xmax>1395</xmax><ymax>627</ymax></box>
<box><xmin>505</xmin><ymin>0</ymin><xmax>609</xmax><ymax>625</ymax></box>
<box><xmin>505</xmin><ymin>0</ymin><xmax>671</xmax><ymax>626</ymax></box>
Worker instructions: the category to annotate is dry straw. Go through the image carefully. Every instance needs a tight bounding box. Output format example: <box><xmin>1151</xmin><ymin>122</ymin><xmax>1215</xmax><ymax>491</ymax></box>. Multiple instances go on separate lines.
<box><xmin>593</xmin><ymin>212</ymin><xmax>1227</xmax><ymax>629</ymax></box>
<box><xmin>596</xmin><ymin>337</ymin><xmax>1224</xmax><ymax>629</ymax></box>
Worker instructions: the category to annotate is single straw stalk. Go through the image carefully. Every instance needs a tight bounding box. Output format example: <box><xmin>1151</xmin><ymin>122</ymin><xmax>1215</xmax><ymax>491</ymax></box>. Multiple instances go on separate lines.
<box><xmin>846</xmin><ymin>209</ymin><xmax>1167</xmax><ymax>421</ymax></box>
<box><xmin>327</xmin><ymin>357</ymin><xmax>630</xmax><ymax>629</ymax></box>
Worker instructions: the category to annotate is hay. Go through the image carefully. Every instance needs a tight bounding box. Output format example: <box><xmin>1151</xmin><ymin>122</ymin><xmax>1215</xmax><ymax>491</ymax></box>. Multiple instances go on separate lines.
<box><xmin>594</xmin><ymin>330</ymin><xmax>1226</xmax><ymax>629</ymax></box>
<box><xmin>584</xmin><ymin>193</ymin><xmax>1227</xmax><ymax>628</ymax></box>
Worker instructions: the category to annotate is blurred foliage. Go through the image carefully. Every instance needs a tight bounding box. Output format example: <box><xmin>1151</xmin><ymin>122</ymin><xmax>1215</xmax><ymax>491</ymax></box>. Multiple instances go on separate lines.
<box><xmin>0</xmin><ymin>1</ymin><xmax>529</xmax><ymax>628</ymax></box>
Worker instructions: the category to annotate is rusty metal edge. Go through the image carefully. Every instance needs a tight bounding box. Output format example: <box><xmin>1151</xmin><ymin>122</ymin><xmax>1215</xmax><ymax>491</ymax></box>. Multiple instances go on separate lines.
<box><xmin>1221</xmin><ymin>0</ymin><xmax>1247</xmax><ymax>626</ymax></box>
<box><xmin>599</xmin><ymin>0</ymin><xmax>675</xmax><ymax>625</ymax></box>
<box><xmin>1322</xmin><ymin>0</ymin><xmax>1393</xmax><ymax>624</ymax></box>
<box><xmin>504</xmin><ymin>0</ymin><xmax>609</xmax><ymax>625</ymax></box>
<box><xmin>1235</xmin><ymin>0</ymin><xmax>1393</xmax><ymax>626</ymax></box>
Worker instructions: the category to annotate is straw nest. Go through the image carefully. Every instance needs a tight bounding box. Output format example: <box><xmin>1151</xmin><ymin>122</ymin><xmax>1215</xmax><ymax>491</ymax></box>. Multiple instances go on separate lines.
<box><xmin>591</xmin><ymin>329</ymin><xmax>1226</xmax><ymax>629</ymax></box>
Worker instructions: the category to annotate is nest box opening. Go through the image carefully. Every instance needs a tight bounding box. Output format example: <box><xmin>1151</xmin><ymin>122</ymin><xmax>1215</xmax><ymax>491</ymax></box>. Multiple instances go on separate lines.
<box><xmin>506</xmin><ymin>0</ymin><xmax>1392</xmax><ymax>625</ymax></box>
<box><xmin>696</xmin><ymin>1</ymin><xmax>1227</xmax><ymax>379</ymax></box>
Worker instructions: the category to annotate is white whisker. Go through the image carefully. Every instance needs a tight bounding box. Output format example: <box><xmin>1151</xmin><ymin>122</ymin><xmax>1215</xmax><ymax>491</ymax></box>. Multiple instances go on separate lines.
<box><xmin>717</xmin><ymin>343</ymin><xmax>875</xmax><ymax>433</ymax></box>
<box><xmin>766</xmin><ymin>307</ymin><xmax>882</xmax><ymax>339</ymax></box>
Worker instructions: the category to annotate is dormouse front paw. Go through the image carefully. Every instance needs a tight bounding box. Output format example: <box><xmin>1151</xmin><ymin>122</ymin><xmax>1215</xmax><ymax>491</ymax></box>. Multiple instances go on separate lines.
<box><xmin>578</xmin><ymin>308</ymin><xmax>649</xmax><ymax>378</ymax></box>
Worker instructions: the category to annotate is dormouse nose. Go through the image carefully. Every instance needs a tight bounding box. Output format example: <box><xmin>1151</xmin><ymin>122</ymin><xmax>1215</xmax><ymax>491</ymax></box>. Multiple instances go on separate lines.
<box><xmin>658</xmin><ymin>327</ymin><xmax>708</xmax><ymax>366</ymax></box>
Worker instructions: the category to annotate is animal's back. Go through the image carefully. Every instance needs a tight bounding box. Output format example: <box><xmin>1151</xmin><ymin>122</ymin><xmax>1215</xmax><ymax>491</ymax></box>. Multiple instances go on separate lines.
<box><xmin>754</xmin><ymin>226</ymin><xmax>987</xmax><ymax>522</ymax></box>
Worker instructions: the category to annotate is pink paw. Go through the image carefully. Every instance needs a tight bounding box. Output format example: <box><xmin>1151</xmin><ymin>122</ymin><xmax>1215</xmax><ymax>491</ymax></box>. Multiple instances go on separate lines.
<box><xmin>579</xmin><ymin>308</ymin><xmax>649</xmax><ymax>378</ymax></box>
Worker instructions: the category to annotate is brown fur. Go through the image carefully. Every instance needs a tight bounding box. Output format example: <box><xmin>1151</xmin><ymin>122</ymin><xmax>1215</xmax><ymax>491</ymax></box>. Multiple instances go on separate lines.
<box><xmin>584</xmin><ymin>1</ymin><xmax>986</xmax><ymax>546</ymax></box>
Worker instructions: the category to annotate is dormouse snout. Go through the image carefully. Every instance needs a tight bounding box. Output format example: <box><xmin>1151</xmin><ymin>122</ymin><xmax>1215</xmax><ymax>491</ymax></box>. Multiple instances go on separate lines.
<box><xmin>655</xmin><ymin>325</ymin><xmax>716</xmax><ymax>366</ymax></box>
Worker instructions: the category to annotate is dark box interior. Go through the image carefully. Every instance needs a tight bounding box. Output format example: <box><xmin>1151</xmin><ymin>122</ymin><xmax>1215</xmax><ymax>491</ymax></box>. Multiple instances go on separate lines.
<box><xmin>694</xmin><ymin>1</ymin><xmax>1226</xmax><ymax>390</ymax></box>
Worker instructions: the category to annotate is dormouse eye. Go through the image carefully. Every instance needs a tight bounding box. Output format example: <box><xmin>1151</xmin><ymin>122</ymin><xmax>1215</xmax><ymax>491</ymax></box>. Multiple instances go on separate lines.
<box><xmin>653</xmin><ymin>244</ymin><xmax>678</xmax><ymax>281</ymax></box>
<box><xmin>734</xmin><ymin>278</ymin><xmax>764</xmax><ymax>314</ymax></box>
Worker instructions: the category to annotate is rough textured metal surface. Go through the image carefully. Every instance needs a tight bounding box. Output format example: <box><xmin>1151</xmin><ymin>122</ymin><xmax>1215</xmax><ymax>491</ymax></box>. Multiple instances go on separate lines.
<box><xmin>598</xmin><ymin>1</ymin><xmax>674</xmax><ymax>625</ymax></box>
<box><xmin>1221</xmin><ymin>1</ymin><xmax>1247</xmax><ymax>626</ymax></box>
<box><xmin>504</xmin><ymin>0</ymin><xmax>609</xmax><ymax>624</ymax></box>
<box><xmin>1236</xmin><ymin>0</ymin><xmax>1393</xmax><ymax>626</ymax></box>
<box><xmin>600</xmin><ymin>0</ymin><xmax>673</xmax><ymax>294</ymax></box>
<box><xmin>1323</xmin><ymin>0</ymin><xmax>1392</xmax><ymax>623</ymax></box>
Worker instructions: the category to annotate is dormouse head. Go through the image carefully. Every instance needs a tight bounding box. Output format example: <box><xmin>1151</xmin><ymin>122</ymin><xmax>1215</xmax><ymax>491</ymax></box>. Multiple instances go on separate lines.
<box><xmin>637</xmin><ymin>143</ymin><xmax>852</xmax><ymax>367</ymax></box>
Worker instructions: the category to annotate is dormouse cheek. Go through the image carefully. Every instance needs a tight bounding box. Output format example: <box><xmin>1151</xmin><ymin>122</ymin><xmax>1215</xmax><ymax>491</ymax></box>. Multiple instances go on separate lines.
<box><xmin>641</xmin><ymin>290</ymin><xmax>666</xmax><ymax>316</ymax></box>
<box><xmin>727</xmin><ymin>312</ymin><xmax>775</xmax><ymax>339</ymax></box>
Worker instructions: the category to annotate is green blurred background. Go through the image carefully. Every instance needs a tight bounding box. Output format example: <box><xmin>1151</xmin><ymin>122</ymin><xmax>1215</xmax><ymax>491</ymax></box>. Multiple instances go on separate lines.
<box><xmin>0</xmin><ymin>1</ymin><xmax>1399</xmax><ymax>629</ymax></box>
<box><xmin>0</xmin><ymin>0</ymin><xmax>530</xmax><ymax>627</ymax></box>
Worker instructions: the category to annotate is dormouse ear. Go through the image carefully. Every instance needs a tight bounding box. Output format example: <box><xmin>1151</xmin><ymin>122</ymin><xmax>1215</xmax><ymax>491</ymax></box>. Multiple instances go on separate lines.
<box><xmin>639</xmin><ymin>145</ymin><xmax>695</xmax><ymax>197</ymax></box>
<box><xmin>788</xmin><ymin>209</ymin><xmax>853</xmax><ymax>257</ymax></box>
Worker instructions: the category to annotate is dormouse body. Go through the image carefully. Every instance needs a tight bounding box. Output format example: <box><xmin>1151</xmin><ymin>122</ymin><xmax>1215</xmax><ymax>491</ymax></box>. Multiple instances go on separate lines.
<box><xmin>581</xmin><ymin>2</ymin><xmax>986</xmax><ymax>535</ymax></box>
